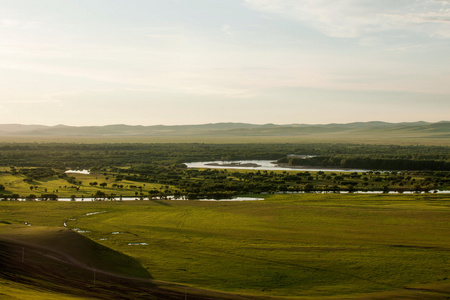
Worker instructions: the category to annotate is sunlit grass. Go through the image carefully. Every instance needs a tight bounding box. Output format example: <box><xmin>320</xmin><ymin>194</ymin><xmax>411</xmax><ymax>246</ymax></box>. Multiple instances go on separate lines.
<box><xmin>0</xmin><ymin>133</ymin><xmax>449</xmax><ymax>145</ymax></box>
<box><xmin>0</xmin><ymin>278</ymin><xmax>85</xmax><ymax>300</ymax></box>
<box><xmin>1</xmin><ymin>193</ymin><xmax>449</xmax><ymax>298</ymax></box>
<box><xmin>0</xmin><ymin>172</ymin><xmax>172</xmax><ymax>198</ymax></box>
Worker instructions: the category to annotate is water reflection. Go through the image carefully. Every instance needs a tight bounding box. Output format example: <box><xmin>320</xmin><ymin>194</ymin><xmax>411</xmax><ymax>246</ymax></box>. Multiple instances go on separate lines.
<box><xmin>185</xmin><ymin>160</ymin><xmax>371</xmax><ymax>173</ymax></box>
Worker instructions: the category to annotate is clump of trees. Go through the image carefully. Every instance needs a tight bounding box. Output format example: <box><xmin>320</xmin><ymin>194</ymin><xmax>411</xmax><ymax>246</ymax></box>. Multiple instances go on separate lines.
<box><xmin>281</xmin><ymin>156</ymin><xmax>450</xmax><ymax>171</ymax></box>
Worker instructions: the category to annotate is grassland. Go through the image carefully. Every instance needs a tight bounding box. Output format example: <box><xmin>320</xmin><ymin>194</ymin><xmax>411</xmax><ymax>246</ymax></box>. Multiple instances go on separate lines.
<box><xmin>1</xmin><ymin>166</ymin><xmax>448</xmax><ymax>200</ymax></box>
<box><xmin>0</xmin><ymin>278</ymin><xmax>86</xmax><ymax>300</ymax></box>
<box><xmin>1</xmin><ymin>193</ymin><xmax>449</xmax><ymax>299</ymax></box>
<box><xmin>0</xmin><ymin>171</ymin><xmax>170</xmax><ymax>199</ymax></box>
<box><xmin>0</xmin><ymin>133</ymin><xmax>449</xmax><ymax>145</ymax></box>
<box><xmin>0</xmin><ymin>226</ymin><xmax>235</xmax><ymax>300</ymax></box>
<box><xmin>0</xmin><ymin>122</ymin><xmax>449</xmax><ymax>145</ymax></box>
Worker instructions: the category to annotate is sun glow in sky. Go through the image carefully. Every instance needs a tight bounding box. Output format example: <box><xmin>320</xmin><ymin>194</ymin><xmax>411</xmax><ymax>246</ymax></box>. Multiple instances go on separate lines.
<box><xmin>1</xmin><ymin>0</ymin><xmax>449</xmax><ymax>125</ymax></box>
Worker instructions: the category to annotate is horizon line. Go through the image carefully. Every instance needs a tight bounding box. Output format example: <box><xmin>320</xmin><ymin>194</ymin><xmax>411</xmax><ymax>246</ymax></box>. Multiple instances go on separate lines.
<box><xmin>1</xmin><ymin>120</ymin><xmax>449</xmax><ymax>128</ymax></box>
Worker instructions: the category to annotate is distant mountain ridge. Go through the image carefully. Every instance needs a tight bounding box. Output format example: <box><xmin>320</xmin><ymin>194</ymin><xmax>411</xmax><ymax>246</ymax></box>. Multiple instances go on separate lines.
<box><xmin>0</xmin><ymin>121</ymin><xmax>448</xmax><ymax>138</ymax></box>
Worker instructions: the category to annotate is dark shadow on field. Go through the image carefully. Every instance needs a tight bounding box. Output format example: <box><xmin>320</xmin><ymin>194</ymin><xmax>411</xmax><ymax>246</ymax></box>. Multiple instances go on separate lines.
<box><xmin>0</xmin><ymin>226</ymin><xmax>248</xmax><ymax>299</ymax></box>
<box><xmin>0</xmin><ymin>237</ymin><xmax>157</xmax><ymax>299</ymax></box>
<box><xmin>0</xmin><ymin>227</ymin><xmax>154</xmax><ymax>279</ymax></box>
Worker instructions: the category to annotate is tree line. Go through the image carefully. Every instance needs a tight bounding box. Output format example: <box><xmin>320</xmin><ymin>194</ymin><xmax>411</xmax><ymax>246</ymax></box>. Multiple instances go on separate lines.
<box><xmin>280</xmin><ymin>156</ymin><xmax>450</xmax><ymax>171</ymax></box>
<box><xmin>0</xmin><ymin>143</ymin><xmax>449</xmax><ymax>200</ymax></box>
<box><xmin>0</xmin><ymin>143</ymin><xmax>448</xmax><ymax>170</ymax></box>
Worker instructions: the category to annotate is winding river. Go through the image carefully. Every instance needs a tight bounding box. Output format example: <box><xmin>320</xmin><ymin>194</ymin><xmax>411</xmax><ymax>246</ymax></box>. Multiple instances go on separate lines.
<box><xmin>184</xmin><ymin>160</ymin><xmax>372</xmax><ymax>173</ymax></box>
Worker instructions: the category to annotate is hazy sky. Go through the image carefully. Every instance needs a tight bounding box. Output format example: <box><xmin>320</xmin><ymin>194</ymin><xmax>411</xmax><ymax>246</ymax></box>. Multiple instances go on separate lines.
<box><xmin>1</xmin><ymin>0</ymin><xmax>449</xmax><ymax>126</ymax></box>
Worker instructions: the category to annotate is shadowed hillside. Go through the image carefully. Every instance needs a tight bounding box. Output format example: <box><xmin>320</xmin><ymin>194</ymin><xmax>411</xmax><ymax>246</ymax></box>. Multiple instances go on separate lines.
<box><xmin>0</xmin><ymin>225</ymin><xmax>249</xmax><ymax>300</ymax></box>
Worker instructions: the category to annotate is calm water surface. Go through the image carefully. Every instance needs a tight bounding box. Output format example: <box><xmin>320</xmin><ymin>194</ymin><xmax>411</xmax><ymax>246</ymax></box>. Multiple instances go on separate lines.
<box><xmin>185</xmin><ymin>160</ymin><xmax>371</xmax><ymax>173</ymax></box>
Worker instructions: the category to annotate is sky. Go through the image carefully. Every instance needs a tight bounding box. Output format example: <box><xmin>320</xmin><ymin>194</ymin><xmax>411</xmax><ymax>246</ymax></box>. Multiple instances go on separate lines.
<box><xmin>1</xmin><ymin>0</ymin><xmax>449</xmax><ymax>126</ymax></box>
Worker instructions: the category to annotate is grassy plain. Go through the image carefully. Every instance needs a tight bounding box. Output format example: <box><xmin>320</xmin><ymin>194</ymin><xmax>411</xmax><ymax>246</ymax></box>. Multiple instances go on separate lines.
<box><xmin>0</xmin><ymin>172</ymin><xmax>170</xmax><ymax>198</ymax></box>
<box><xmin>1</xmin><ymin>167</ymin><xmax>447</xmax><ymax>199</ymax></box>
<box><xmin>1</xmin><ymin>193</ymin><xmax>449</xmax><ymax>298</ymax></box>
<box><xmin>0</xmin><ymin>132</ymin><xmax>449</xmax><ymax>145</ymax></box>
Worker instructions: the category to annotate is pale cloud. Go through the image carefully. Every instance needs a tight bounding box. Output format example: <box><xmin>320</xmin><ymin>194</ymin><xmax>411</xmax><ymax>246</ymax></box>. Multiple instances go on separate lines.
<box><xmin>144</xmin><ymin>26</ymin><xmax>185</xmax><ymax>39</ymax></box>
<box><xmin>222</xmin><ymin>25</ymin><xmax>234</xmax><ymax>36</ymax></box>
<box><xmin>245</xmin><ymin>0</ymin><xmax>450</xmax><ymax>39</ymax></box>
<box><xmin>0</xmin><ymin>0</ymin><xmax>448</xmax><ymax>125</ymax></box>
<box><xmin>1</xmin><ymin>18</ymin><xmax>20</xmax><ymax>28</ymax></box>
<box><xmin>0</xmin><ymin>17</ymin><xmax>39</xmax><ymax>29</ymax></box>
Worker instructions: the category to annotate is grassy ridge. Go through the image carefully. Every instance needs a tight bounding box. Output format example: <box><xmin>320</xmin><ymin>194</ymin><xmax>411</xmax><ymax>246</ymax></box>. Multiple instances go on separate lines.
<box><xmin>0</xmin><ymin>121</ymin><xmax>449</xmax><ymax>145</ymax></box>
<box><xmin>0</xmin><ymin>226</ymin><xmax>237</xmax><ymax>300</ymax></box>
<box><xmin>1</xmin><ymin>194</ymin><xmax>449</xmax><ymax>298</ymax></box>
<box><xmin>0</xmin><ymin>225</ymin><xmax>151</xmax><ymax>279</ymax></box>
<box><xmin>0</xmin><ymin>133</ymin><xmax>448</xmax><ymax>145</ymax></box>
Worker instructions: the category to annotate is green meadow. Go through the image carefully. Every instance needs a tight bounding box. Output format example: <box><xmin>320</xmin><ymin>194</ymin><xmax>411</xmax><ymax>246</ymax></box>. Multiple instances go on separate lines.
<box><xmin>0</xmin><ymin>121</ymin><xmax>449</xmax><ymax>145</ymax></box>
<box><xmin>0</xmin><ymin>172</ymin><xmax>169</xmax><ymax>199</ymax></box>
<box><xmin>1</xmin><ymin>193</ymin><xmax>449</xmax><ymax>298</ymax></box>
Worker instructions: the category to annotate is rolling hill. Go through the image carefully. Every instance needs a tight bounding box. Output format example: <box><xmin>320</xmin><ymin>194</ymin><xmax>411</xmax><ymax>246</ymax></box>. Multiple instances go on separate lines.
<box><xmin>0</xmin><ymin>225</ymin><xmax>249</xmax><ymax>300</ymax></box>
<box><xmin>0</xmin><ymin>121</ymin><xmax>448</xmax><ymax>144</ymax></box>
<box><xmin>0</xmin><ymin>121</ymin><xmax>447</xmax><ymax>136</ymax></box>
